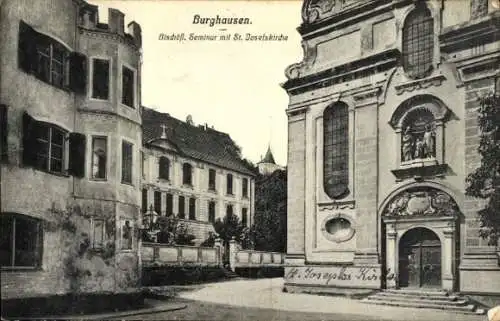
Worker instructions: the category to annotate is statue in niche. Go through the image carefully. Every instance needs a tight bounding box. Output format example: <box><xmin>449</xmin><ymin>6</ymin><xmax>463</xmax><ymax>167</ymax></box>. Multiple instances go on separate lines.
<box><xmin>422</xmin><ymin>124</ymin><xmax>436</xmax><ymax>158</ymax></box>
<box><xmin>402</xmin><ymin>126</ymin><xmax>414</xmax><ymax>162</ymax></box>
<box><xmin>401</xmin><ymin>111</ymin><xmax>436</xmax><ymax>162</ymax></box>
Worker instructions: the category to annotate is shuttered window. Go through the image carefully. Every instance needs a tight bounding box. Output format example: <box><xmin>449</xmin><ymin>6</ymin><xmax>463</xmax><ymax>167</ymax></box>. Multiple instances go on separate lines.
<box><xmin>18</xmin><ymin>20</ymin><xmax>87</xmax><ymax>92</ymax></box>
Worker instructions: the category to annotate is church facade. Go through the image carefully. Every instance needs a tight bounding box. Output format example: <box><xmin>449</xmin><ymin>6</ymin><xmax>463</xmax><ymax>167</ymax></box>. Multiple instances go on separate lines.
<box><xmin>282</xmin><ymin>0</ymin><xmax>499</xmax><ymax>294</ymax></box>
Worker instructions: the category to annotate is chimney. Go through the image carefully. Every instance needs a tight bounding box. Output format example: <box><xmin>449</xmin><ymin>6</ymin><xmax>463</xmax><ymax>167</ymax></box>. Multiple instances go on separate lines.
<box><xmin>108</xmin><ymin>8</ymin><xmax>124</xmax><ymax>35</ymax></box>
<box><xmin>128</xmin><ymin>21</ymin><xmax>142</xmax><ymax>46</ymax></box>
<box><xmin>80</xmin><ymin>4</ymin><xmax>98</xmax><ymax>28</ymax></box>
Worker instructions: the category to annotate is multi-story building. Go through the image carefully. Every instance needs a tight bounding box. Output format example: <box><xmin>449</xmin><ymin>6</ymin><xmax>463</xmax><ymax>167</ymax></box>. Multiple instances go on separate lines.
<box><xmin>1</xmin><ymin>0</ymin><xmax>143</xmax><ymax>301</ymax></box>
<box><xmin>141</xmin><ymin>107</ymin><xmax>256</xmax><ymax>243</ymax></box>
<box><xmin>282</xmin><ymin>0</ymin><xmax>499</xmax><ymax>294</ymax></box>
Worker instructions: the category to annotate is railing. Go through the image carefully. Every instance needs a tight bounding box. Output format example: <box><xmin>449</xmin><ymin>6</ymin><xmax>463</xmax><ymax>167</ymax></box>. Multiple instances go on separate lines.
<box><xmin>234</xmin><ymin>250</ymin><xmax>285</xmax><ymax>267</ymax></box>
<box><xmin>141</xmin><ymin>242</ymin><xmax>222</xmax><ymax>267</ymax></box>
<box><xmin>228</xmin><ymin>239</ymin><xmax>285</xmax><ymax>271</ymax></box>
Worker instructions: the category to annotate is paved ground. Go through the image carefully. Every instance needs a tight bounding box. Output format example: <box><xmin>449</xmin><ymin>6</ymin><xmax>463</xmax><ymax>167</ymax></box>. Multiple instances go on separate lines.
<box><xmin>114</xmin><ymin>278</ymin><xmax>487</xmax><ymax>321</ymax></box>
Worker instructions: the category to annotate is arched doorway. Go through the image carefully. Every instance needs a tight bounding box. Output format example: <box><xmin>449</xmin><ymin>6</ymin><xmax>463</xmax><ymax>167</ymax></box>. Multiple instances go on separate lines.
<box><xmin>398</xmin><ymin>227</ymin><xmax>441</xmax><ymax>288</ymax></box>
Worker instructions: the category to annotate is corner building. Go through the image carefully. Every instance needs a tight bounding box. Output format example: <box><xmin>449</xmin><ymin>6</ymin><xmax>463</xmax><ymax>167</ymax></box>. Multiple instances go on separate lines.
<box><xmin>1</xmin><ymin>0</ymin><xmax>143</xmax><ymax>299</ymax></box>
<box><xmin>282</xmin><ymin>0</ymin><xmax>499</xmax><ymax>294</ymax></box>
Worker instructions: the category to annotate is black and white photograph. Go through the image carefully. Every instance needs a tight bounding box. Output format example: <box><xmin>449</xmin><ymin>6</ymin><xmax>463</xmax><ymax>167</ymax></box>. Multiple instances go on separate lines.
<box><xmin>0</xmin><ymin>0</ymin><xmax>499</xmax><ymax>320</ymax></box>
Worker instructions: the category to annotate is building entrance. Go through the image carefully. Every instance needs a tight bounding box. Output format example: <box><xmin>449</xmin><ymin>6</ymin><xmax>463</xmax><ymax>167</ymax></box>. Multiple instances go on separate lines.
<box><xmin>398</xmin><ymin>227</ymin><xmax>441</xmax><ymax>288</ymax></box>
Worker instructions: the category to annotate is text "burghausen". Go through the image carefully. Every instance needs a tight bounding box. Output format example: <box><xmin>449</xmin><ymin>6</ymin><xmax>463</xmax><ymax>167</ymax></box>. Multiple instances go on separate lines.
<box><xmin>192</xmin><ymin>14</ymin><xmax>252</xmax><ymax>27</ymax></box>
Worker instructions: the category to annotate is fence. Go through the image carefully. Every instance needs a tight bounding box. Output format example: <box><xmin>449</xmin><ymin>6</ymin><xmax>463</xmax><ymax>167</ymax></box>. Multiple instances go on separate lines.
<box><xmin>228</xmin><ymin>238</ymin><xmax>285</xmax><ymax>272</ymax></box>
<box><xmin>141</xmin><ymin>242</ymin><xmax>222</xmax><ymax>267</ymax></box>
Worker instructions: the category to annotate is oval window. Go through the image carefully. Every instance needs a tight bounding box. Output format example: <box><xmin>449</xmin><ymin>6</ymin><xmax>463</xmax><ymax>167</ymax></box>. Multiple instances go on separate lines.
<box><xmin>323</xmin><ymin>217</ymin><xmax>355</xmax><ymax>243</ymax></box>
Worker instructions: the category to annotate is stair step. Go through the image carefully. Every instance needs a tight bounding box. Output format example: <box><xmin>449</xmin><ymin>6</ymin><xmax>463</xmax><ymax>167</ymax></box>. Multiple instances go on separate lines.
<box><xmin>362</xmin><ymin>299</ymin><xmax>478</xmax><ymax>313</ymax></box>
<box><xmin>366</xmin><ymin>295</ymin><xmax>468</xmax><ymax>306</ymax></box>
<box><xmin>376</xmin><ymin>291</ymin><xmax>459</xmax><ymax>301</ymax></box>
<box><xmin>384</xmin><ymin>288</ymin><xmax>449</xmax><ymax>296</ymax></box>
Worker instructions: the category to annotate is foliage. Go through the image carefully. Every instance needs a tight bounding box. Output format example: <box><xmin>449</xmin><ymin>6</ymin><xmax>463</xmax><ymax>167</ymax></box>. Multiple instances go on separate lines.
<box><xmin>47</xmin><ymin>204</ymin><xmax>116</xmax><ymax>293</ymax></box>
<box><xmin>465</xmin><ymin>92</ymin><xmax>500</xmax><ymax>245</ymax></box>
<box><xmin>213</xmin><ymin>213</ymin><xmax>247</xmax><ymax>246</ymax></box>
<box><xmin>200</xmin><ymin>232</ymin><xmax>216</xmax><ymax>247</ymax></box>
<box><xmin>151</xmin><ymin>215</ymin><xmax>196</xmax><ymax>246</ymax></box>
<box><xmin>251</xmin><ymin>169</ymin><xmax>287</xmax><ymax>252</ymax></box>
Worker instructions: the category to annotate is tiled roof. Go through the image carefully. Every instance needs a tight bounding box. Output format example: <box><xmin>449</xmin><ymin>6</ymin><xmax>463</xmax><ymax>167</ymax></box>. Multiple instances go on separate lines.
<box><xmin>142</xmin><ymin>107</ymin><xmax>256</xmax><ymax>177</ymax></box>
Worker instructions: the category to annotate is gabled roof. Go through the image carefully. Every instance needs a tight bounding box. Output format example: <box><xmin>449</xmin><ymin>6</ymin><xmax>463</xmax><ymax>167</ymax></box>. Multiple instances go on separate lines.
<box><xmin>259</xmin><ymin>145</ymin><xmax>276</xmax><ymax>164</ymax></box>
<box><xmin>142</xmin><ymin>107</ymin><xmax>256</xmax><ymax>177</ymax></box>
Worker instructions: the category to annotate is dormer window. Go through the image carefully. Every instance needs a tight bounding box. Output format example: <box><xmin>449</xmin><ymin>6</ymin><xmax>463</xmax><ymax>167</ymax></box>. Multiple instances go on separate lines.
<box><xmin>402</xmin><ymin>5</ymin><xmax>434</xmax><ymax>79</ymax></box>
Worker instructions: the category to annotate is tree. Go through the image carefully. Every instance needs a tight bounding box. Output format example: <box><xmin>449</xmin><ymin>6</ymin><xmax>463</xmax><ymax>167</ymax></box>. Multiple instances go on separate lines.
<box><xmin>252</xmin><ymin>169</ymin><xmax>287</xmax><ymax>252</ymax></box>
<box><xmin>213</xmin><ymin>212</ymin><xmax>247</xmax><ymax>246</ymax></box>
<box><xmin>465</xmin><ymin>91</ymin><xmax>500</xmax><ymax>245</ymax></box>
<box><xmin>149</xmin><ymin>215</ymin><xmax>196</xmax><ymax>246</ymax></box>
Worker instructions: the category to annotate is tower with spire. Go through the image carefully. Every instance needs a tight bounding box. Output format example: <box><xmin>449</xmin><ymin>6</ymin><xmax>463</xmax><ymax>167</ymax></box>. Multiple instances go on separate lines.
<box><xmin>257</xmin><ymin>144</ymin><xmax>283</xmax><ymax>176</ymax></box>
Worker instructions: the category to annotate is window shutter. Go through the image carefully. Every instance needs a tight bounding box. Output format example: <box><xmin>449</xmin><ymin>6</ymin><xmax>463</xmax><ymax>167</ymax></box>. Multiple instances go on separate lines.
<box><xmin>69</xmin><ymin>132</ymin><xmax>86</xmax><ymax>177</ymax></box>
<box><xmin>18</xmin><ymin>21</ymin><xmax>37</xmax><ymax>73</ymax></box>
<box><xmin>69</xmin><ymin>52</ymin><xmax>87</xmax><ymax>94</ymax></box>
<box><xmin>0</xmin><ymin>105</ymin><xmax>7</xmax><ymax>162</ymax></box>
<box><xmin>22</xmin><ymin>112</ymin><xmax>36</xmax><ymax>167</ymax></box>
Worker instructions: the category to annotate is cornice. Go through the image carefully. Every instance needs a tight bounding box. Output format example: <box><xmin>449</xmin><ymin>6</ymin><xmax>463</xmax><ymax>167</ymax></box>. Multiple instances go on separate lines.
<box><xmin>299</xmin><ymin>0</ymin><xmax>392</xmax><ymax>39</ymax></box>
<box><xmin>78</xmin><ymin>27</ymin><xmax>140</xmax><ymax>52</ymax></box>
<box><xmin>282</xmin><ymin>48</ymin><xmax>400</xmax><ymax>95</ymax></box>
<box><xmin>440</xmin><ymin>12</ymin><xmax>500</xmax><ymax>53</ymax></box>
<box><xmin>394</xmin><ymin>74</ymin><xmax>446</xmax><ymax>96</ymax></box>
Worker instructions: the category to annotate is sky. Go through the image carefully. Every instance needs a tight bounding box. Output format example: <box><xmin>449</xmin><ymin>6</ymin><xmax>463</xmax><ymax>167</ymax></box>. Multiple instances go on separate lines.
<box><xmin>90</xmin><ymin>0</ymin><xmax>304</xmax><ymax>166</ymax></box>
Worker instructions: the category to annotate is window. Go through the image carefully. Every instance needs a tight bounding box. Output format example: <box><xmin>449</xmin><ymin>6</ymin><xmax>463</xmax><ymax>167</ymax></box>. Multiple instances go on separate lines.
<box><xmin>23</xmin><ymin>113</ymin><xmax>84</xmax><ymax>177</ymax></box>
<box><xmin>141</xmin><ymin>151</ymin><xmax>146</xmax><ymax>179</ymax></box>
<box><xmin>142</xmin><ymin>189</ymin><xmax>148</xmax><ymax>213</ymax></box>
<box><xmin>91</xmin><ymin>218</ymin><xmax>105</xmax><ymax>250</ymax></box>
<box><xmin>166</xmin><ymin>193</ymin><xmax>173</xmax><ymax>216</ymax></box>
<box><xmin>226</xmin><ymin>204</ymin><xmax>233</xmax><ymax>217</ymax></box>
<box><xmin>154</xmin><ymin>191</ymin><xmax>162</xmax><ymax>216</ymax></box>
<box><xmin>208</xmin><ymin>201</ymin><xmax>216</xmax><ymax>223</ymax></box>
<box><xmin>402</xmin><ymin>5</ymin><xmax>434</xmax><ymax>79</ymax></box>
<box><xmin>159</xmin><ymin>156</ymin><xmax>170</xmax><ymax>180</ymax></box>
<box><xmin>1</xmin><ymin>105</ymin><xmax>8</xmax><ymax>162</ymax></box>
<box><xmin>183</xmin><ymin>163</ymin><xmax>193</xmax><ymax>185</ymax></box>
<box><xmin>208</xmin><ymin>169</ymin><xmax>216</xmax><ymax>190</ymax></box>
<box><xmin>226</xmin><ymin>174</ymin><xmax>233</xmax><ymax>195</ymax></box>
<box><xmin>32</xmin><ymin>122</ymin><xmax>65</xmax><ymax>174</ymax></box>
<box><xmin>18</xmin><ymin>21</ymin><xmax>87</xmax><ymax>93</ymax></box>
<box><xmin>189</xmin><ymin>198</ymin><xmax>196</xmax><ymax>220</ymax></box>
<box><xmin>91</xmin><ymin>58</ymin><xmax>109</xmax><ymax>100</ymax></box>
<box><xmin>242</xmin><ymin>208</ymin><xmax>248</xmax><ymax>227</ymax></box>
<box><xmin>323</xmin><ymin>103</ymin><xmax>349</xmax><ymax>199</ymax></box>
<box><xmin>121</xmin><ymin>141</ymin><xmax>133</xmax><ymax>184</ymax></box>
<box><xmin>322</xmin><ymin>216</ymin><xmax>355</xmax><ymax>243</ymax></box>
<box><xmin>120</xmin><ymin>219</ymin><xmax>133</xmax><ymax>250</ymax></box>
<box><xmin>401</xmin><ymin>109</ymin><xmax>436</xmax><ymax>162</ymax></box>
<box><xmin>242</xmin><ymin>178</ymin><xmax>249</xmax><ymax>198</ymax></box>
<box><xmin>91</xmin><ymin>136</ymin><xmax>107</xmax><ymax>179</ymax></box>
<box><xmin>178</xmin><ymin>196</ymin><xmax>185</xmax><ymax>219</ymax></box>
<box><xmin>121</xmin><ymin>66</ymin><xmax>135</xmax><ymax>107</ymax></box>
<box><xmin>1</xmin><ymin>214</ymin><xmax>43</xmax><ymax>268</ymax></box>
<box><xmin>35</xmin><ymin>36</ymin><xmax>67</xmax><ymax>88</ymax></box>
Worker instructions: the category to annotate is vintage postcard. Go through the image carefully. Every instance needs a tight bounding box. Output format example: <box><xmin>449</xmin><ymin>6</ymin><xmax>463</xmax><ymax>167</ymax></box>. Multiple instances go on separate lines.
<box><xmin>0</xmin><ymin>0</ymin><xmax>499</xmax><ymax>320</ymax></box>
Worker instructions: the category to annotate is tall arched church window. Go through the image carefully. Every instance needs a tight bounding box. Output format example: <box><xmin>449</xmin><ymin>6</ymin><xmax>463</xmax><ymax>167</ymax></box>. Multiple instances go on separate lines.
<box><xmin>323</xmin><ymin>103</ymin><xmax>349</xmax><ymax>199</ymax></box>
<box><xmin>401</xmin><ymin>108</ymin><xmax>436</xmax><ymax>162</ymax></box>
<box><xmin>402</xmin><ymin>5</ymin><xmax>434</xmax><ymax>79</ymax></box>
